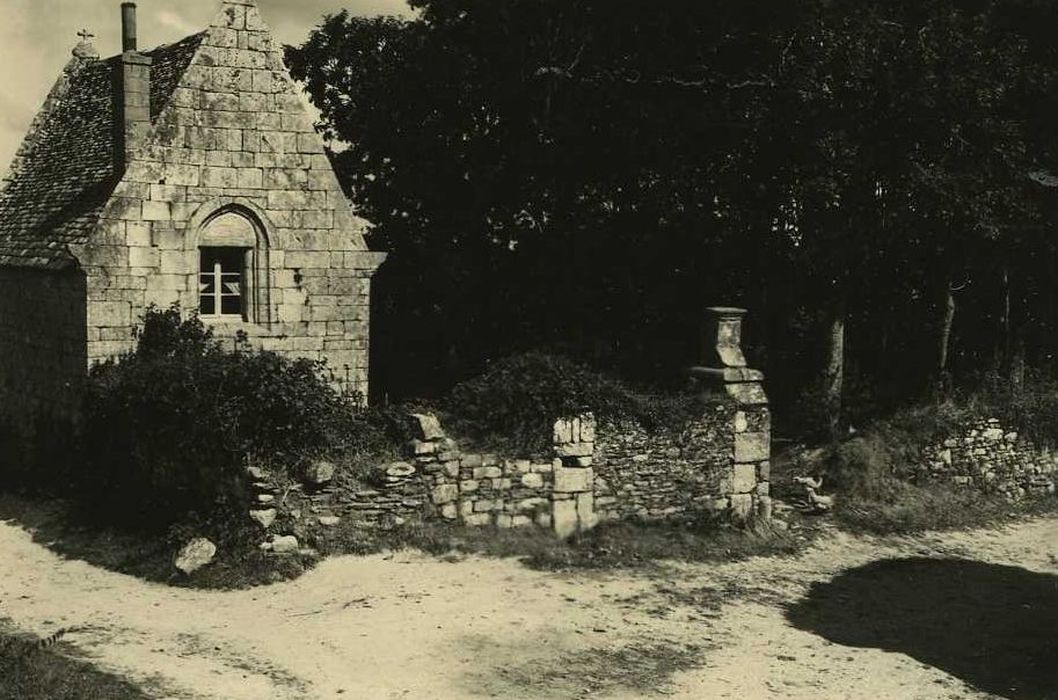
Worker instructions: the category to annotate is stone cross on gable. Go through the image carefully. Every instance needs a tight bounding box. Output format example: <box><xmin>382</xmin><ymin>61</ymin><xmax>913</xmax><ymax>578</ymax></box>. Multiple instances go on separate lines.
<box><xmin>73</xmin><ymin>28</ymin><xmax>99</xmax><ymax>59</ymax></box>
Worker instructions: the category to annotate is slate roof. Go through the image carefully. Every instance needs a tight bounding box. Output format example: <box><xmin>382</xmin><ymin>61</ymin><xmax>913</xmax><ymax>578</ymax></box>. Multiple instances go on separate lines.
<box><xmin>0</xmin><ymin>32</ymin><xmax>205</xmax><ymax>270</ymax></box>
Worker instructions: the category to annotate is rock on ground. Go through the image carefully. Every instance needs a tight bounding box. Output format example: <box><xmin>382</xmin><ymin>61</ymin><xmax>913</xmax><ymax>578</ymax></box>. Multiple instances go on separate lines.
<box><xmin>173</xmin><ymin>538</ymin><xmax>216</xmax><ymax>575</ymax></box>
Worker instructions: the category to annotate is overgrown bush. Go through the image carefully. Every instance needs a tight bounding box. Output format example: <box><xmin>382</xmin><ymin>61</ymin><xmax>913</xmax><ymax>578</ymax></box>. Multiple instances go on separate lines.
<box><xmin>803</xmin><ymin>395</ymin><xmax>1058</xmax><ymax>535</ymax></box>
<box><xmin>959</xmin><ymin>368</ymin><xmax>1058</xmax><ymax>449</ymax></box>
<box><xmin>80</xmin><ymin>306</ymin><xmax>394</xmax><ymax>531</ymax></box>
<box><xmin>443</xmin><ymin>352</ymin><xmax>723</xmax><ymax>452</ymax></box>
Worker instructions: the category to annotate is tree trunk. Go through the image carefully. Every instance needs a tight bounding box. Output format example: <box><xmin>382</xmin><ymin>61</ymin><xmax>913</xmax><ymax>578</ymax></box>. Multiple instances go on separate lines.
<box><xmin>1011</xmin><ymin>333</ymin><xmax>1026</xmax><ymax>395</ymax></box>
<box><xmin>1048</xmin><ymin>241</ymin><xmax>1057</xmax><ymax>357</ymax></box>
<box><xmin>822</xmin><ymin>296</ymin><xmax>846</xmax><ymax>440</ymax></box>
<box><xmin>937</xmin><ymin>272</ymin><xmax>956</xmax><ymax>396</ymax></box>
<box><xmin>997</xmin><ymin>262</ymin><xmax>1011</xmax><ymax>372</ymax></box>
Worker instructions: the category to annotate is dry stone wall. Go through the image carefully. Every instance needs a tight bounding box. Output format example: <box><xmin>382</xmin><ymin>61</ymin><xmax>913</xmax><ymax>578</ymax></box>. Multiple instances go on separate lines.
<box><xmin>593</xmin><ymin>403</ymin><xmax>736</xmax><ymax>521</ymax></box>
<box><xmin>251</xmin><ymin>404</ymin><xmax>770</xmax><ymax>548</ymax></box>
<box><xmin>918</xmin><ymin>418</ymin><xmax>1058</xmax><ymax>499</ymax></box>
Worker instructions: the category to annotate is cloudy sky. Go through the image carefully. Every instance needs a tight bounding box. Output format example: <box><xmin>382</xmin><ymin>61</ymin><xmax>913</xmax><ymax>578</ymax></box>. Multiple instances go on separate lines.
<box><xmin>0</xmin><ymin>0</ymin><xmax>413</xmax><ymax>177</ymax></box>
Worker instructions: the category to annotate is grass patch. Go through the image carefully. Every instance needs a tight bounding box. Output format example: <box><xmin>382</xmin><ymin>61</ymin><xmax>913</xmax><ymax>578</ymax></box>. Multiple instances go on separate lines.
<box><xmin>773</xmin><ymin>402</ymin><xmax>1058</xmax><ymax>537</ymax></box>
<box><xmin>2</xmin><ymin>492</ymin><xmax>809</xmax><ymax>591</ymax></box>
<box><xmin>0</xmin><ymin>620</ymin><xmax>149</xmax><ymax>700</ymax></box>
<box><xmin>462</xmin><ymin>636</ymin><xmax>708</xmax><ymax>698</ymax></box>
<box><xmin>836</xmin><ymin>485</ymin><xmax>1058</xmax><ymax>536</ymax></box>
<box><xmin>313</xmin><ymin>515</ymin><xmax>811</xmax><ymax>571</ymax></box>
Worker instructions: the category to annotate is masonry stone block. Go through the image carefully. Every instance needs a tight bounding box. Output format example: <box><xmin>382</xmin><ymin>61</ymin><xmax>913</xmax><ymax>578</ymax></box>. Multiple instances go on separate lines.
<box><xmin>726</xmin><ymin>382</ymin><xmax>769</xmax><ymax>406</ymax></box>
<box><xmin>90</xmin><ymin>302</ymin><xmax>131</xmax><ymax>327</ymax></box>
<box><xmin>554</xmin><ymin>466</ymin><xmax>593</xmax><ymax>494</ymax></box>
<box><xmin>556</xmin><ymin>442</ymin><xmax>594</xmax><ymax>458</ymax></box>
<box><xmin>464</xmin><ymin>513</ymin><xmax>492</xmax><ymax>527</ymax></box>
<box><xmin>521</xmin><ymin>473</ymin><xmax>545</xmax><ymax>489</ymax></box>
<box><xmin>125</xmin><ymin>222</ymin><xmax>152</xmax><ymax>247</ymax></box>
<box><xmin>431</xmin><ymin>484</ymin><xmax>458</xmax><ymax>506</ymax></box>
<box><xmin>730</xmin><ymin>494</ymin><xmax>754</xmax><ymax>521</ymax></box>
<box><xmin>128</xmin><ymin>247</ymin><xmax>159</xmax><ymax>269</ymax></box>
<box><xmin>735</xmin><ymin>432</ymin><xmax>770</xmax><ymax>464</ymax></box>
<box><xmin>201</xmin><ymin>167</ymin><xmax>239</xmax><ymax>188</ymax></box>
<box><xmin>732</xmin><ymin>464</ymin><xmax>757</xmax><ymax>494</ymax></box>
<box><xmin>576</xmin><ymin>492</ymin><xmax>598</xmax><ymax>529</ymax></box>
<box><xmin>552</xmin><ymin>499</ymin><xmax>578</xmax><ymax>538</ymax></box>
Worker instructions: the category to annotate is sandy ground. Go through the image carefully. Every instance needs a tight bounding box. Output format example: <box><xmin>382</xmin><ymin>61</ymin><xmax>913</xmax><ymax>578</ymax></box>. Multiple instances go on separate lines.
<box><xmin>2</xmin><ymin>516</ymin><xmax>1058</xmax><ymax>699</ymax></box>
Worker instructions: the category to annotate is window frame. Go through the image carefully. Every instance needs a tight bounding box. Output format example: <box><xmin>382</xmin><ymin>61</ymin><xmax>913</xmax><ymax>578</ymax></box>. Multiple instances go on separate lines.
<box><xmin>191</xmin><ymin>204</ymin><xmax>271</xmax><ymax>327</ymax></box>
<box><xmin>198</xmin><ymin>247</ymin><xmax>249</xmax><ymax>320</ymax></box>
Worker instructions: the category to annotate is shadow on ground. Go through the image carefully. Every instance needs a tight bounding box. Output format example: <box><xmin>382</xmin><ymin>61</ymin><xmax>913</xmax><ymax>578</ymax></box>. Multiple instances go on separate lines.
<box><xmin>0</xmin><ymin>494</ymin><xmax>311</xmax><ymax>590</ymax></box>
<box><xmin>787</xmin><ymin>557</ymin><xmax>1058</xmax><ymax>700</ymax></box>
<box><xmin>0</xmin><ymin>494</ymin><xmax>176</xmax><ymax>582</ymax></box>
<box><xmin>457</xmin><ymin>632</ymin><xmax>708</xmax><ymax>699</ymax></box>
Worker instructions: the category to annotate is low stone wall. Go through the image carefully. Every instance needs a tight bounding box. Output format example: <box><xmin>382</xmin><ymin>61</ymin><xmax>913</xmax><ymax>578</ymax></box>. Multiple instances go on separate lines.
<box><xmin>404</xmin><ymin>413</ymin><xmax>597</xmax><ymax>537</ymax></box>
<box><xmin>918</xmin><ymin>418</ymin><xmax>1058</xmax><ymax>499</ymax></box>
<box><xmin>248</xmin><ymin>306</ymin><xmax>773</xmax><ymax>547</ymax></box>
<box><xmin>252</xmin><ymin>403</ymin><xmax>771</xmax><ymax>551</ymax></box>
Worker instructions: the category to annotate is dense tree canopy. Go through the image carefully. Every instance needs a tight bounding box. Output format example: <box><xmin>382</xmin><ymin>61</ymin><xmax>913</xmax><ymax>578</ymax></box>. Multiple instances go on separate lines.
<box><xmin>286</xmin><ymin>0</ymin><xmax>1058</xmax><ymax>434</ymax></box>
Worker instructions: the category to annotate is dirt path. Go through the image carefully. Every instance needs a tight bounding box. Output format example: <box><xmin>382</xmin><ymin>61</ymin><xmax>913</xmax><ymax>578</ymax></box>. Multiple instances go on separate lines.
<box><xmin>2</xmin><ymin>515</ymin><xmax>1057</xmax><ymax>699</ymax></box>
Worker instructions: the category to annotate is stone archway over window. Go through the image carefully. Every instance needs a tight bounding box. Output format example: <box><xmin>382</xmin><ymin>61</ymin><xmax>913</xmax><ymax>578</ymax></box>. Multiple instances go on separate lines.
<box><xmin>194</xmin><ymin>204</ymin><xmax>271</xmax><ymax>325</ymax></box>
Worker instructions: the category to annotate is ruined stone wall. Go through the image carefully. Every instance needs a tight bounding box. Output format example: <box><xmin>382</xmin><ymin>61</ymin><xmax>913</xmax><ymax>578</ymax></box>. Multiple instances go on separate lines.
<box><xmin>918</xmin><ymin>418</ymin><xmax>1058</xmax><ymax>499</ymax></box>
<box><xmin>249</xmin><ymin>406</ymin><xmax>769</xmax><ymax>549</ymax></box>
<box><xmin>406</xmin><ymin>414</ymin><xmax>585</xmax><ymax>535</ymax></box>
<box><xmin>0</xmin><ymin>267</ymin><xmax>87</xmax><ymax>429</ymax></box>
<box><xmin>74</xmin><ymin>2</ymin><xmax>383</xmax><ymax>396</ymax></box>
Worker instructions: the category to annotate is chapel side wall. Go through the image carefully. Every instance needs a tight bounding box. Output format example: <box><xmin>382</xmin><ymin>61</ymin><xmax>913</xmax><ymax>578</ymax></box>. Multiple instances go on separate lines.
<box><xmin>0</xmin><ymin>267</ymin><xmax>87</xmax><ymax>429</ymax></box>
<box><xmin>76</xmin><ymin>2</ymin><xmax>383</xmax><ymax>396</ymax></box>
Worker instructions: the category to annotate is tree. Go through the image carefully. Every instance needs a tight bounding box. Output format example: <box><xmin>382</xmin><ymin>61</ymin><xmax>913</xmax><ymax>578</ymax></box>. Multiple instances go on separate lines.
<box><xmin>285</xmin><ymin>0</ymin><xmax>1051</xmax><ymax>432</ymax></box>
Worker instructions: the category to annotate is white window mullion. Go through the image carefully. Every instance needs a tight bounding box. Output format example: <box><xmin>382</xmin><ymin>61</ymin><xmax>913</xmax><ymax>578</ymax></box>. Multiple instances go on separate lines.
<box><xmin>214</xmin><ymin>258</ymin><xmax>223</xmax><ymax>317</ymax></box>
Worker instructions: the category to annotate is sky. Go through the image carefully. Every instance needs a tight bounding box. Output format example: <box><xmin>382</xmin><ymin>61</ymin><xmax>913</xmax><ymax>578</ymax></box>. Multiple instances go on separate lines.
<box><xmin>0</xmin><ymin>0</ymin><xmax>414</xmax><ymax>177</ymax></box>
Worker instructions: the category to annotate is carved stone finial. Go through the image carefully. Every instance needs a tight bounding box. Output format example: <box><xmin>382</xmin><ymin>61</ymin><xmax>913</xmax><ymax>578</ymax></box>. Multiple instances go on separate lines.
<box><xmin>688</xmin><ymin>306</ymin><xmax>768</xmax><ymax>406</ymax></box>
<box><xmin>72</xmin><ymin>29</ymin><xmax>98</xmax><ymax>60</ymax></box>
<box><xmin>702</xmin><ymin>306</ymin><xmax>748</xmax><ymax>368</ymax></box>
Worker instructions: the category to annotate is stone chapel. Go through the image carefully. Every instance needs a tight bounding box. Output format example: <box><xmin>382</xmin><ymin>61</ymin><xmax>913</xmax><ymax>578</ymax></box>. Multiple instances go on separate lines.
<box><xmin>0</xmin><ymin>0</ymin><xmax>385</xmax><ymax>426</ymax></box>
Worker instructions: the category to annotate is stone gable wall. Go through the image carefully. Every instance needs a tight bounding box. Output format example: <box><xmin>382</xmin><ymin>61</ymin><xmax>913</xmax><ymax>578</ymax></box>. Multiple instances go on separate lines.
<box><xmin>73</xmin><ymin>1</ymin><xmax>383</xmax><ymax>396</ymax></box>
<box><xmin>0</xmin><ymin>268</ymin><xmax>87</xmax><ymax>429</ymax></box>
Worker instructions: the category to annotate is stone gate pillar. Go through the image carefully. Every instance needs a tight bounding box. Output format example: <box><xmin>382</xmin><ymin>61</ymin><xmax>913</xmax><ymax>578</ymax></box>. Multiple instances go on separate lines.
<box><xmin>688</xmin><ymin>307</ymin><xmax>771</xmax><ymax>521</ymax></box>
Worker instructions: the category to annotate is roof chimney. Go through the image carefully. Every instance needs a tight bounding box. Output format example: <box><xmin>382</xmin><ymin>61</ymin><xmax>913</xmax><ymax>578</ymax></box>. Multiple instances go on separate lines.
<box><xmin>121</xmin><ymin>2</ymin><xmax>138</xmax><ymax>52</ymax></box>
<box><xmin>116</xmin><ymin>2</ymin><xmax>151</xmax><ymax>168</ymax></box>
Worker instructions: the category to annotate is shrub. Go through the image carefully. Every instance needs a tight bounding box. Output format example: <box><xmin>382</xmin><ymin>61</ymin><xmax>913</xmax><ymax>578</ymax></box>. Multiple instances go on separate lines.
<box><xmin>807</xmin><ymin>397</ymin><xmax>1058</xmax><ymax>535</ymax></box>
<box><xmin>960</xmin><ymin>368</ymin><xmax>1058</xmax><ymax>448</ymax></box>
<box><xmin>79</xmin><ymin>306</ymin><xmax>393</xmax><ymax>531</ymax></box>
<box><xmin>443</xmin><ymin>352</ymin><xmax>722</xmax><ymax>452</ymax></box>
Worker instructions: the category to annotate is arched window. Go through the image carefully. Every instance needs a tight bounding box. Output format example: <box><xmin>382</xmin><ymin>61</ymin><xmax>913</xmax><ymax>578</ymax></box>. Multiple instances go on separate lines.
<box><xmin>197</xmin><ymin>207</ymin><xmax>269</xmax><ymax>324</ymax></box>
